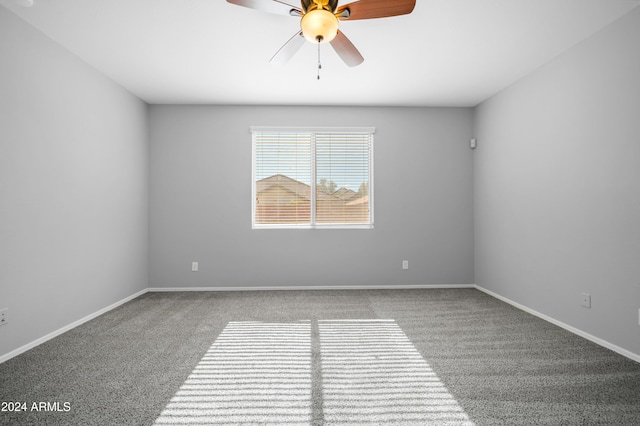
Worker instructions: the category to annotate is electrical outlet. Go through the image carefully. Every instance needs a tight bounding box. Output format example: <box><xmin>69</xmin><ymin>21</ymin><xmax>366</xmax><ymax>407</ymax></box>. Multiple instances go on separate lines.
<box><xmin>581</xmin><ymin>293</ymin><xmax>591</xmax><ymax>309</ymax></box>
<box><xmin>192</xmin><ymin>262</ymin><xmax>199</xmax><ymax>272</ymax></box>
<box><xmin>402</xmin><ymin>260</ymin><xmax>408</xmax><ymax>270</ymax></box>
<box><xmin>0</xmin><ymin>309</ymin><xmax>7</xmax><ymax>326</ymax></box>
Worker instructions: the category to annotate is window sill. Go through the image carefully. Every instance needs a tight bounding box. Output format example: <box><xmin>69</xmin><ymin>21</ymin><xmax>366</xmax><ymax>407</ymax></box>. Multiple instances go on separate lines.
<box><xmin>252</xmin><ymin>224</ymin><xmax>374</xmax><ymax>230</ymax></box>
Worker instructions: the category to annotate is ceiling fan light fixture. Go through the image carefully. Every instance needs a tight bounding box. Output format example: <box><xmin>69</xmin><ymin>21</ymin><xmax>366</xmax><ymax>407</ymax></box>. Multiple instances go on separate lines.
<box><xmin>300</xmin><ymin>9</ymin><xmax>338</xmax><ymax>44</ymax></box>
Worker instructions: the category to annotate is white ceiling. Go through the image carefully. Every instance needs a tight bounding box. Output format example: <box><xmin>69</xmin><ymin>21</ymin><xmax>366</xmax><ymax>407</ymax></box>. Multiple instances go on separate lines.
<box><xmin>2</xmin><ymin>0</ymin><xmax>639</xmax><ymax>106</ymax></box>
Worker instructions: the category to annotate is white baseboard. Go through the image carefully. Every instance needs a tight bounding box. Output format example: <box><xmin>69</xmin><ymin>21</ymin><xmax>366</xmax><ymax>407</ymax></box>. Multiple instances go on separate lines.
<box><xmin>0</xmin><ymin>289</ymin><xmax>148</xmax><ymax>364</ymax></box>
<box><xmin>147</xmin><ymin>284</ymin><xmax>476</xmax><ymax>292</ymax></box>
<box><xmin>474</xmin><ymin>285</ymin><xmax>640</xmax><ymax>364</ymax></box>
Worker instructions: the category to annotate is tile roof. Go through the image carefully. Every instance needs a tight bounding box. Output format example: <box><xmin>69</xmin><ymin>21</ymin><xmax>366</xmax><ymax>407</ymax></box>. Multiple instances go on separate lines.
<box><xmin>256</xmin><ymin>174</ymin><xmax>342</xmax><ymax>201</ymax></box>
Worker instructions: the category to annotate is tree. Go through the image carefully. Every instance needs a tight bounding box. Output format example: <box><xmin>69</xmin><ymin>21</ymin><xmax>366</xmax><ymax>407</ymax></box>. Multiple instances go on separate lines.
<box><xmin>317</xmin><ymin>178</ymin><xmax>337</xmax><ymax>194</ymax></box>
<box><xmin>357</xmin><ymin>182</ymin><xmax>368</xmax><ymax>196</ymax></box>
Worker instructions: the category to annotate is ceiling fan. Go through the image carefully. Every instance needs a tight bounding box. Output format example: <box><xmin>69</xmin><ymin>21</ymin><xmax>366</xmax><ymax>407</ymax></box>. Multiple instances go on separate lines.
<box><xmin>227</xmin><ymin>0</ymin><xmax>416</xmax><ymax>68</ymax></box>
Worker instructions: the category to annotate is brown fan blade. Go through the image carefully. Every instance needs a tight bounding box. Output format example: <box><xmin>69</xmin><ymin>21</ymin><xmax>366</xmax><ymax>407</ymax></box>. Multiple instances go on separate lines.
<box><xmin>330</xmin><ymin>30</ymin><xmax>364</xmax><ymax>67</ymax></box>
<box><xmin>337</xmin><ymin>0</ymin><xmax>415</xmax><ymax>20</ymax></box>
<box><xmin>270</xmin><ymin>31</ymin><xmax>306</xmax><ymax>65</ymax></box>
<box><xmin>227</xmin><ymin>0</ymin><xmax>301</xmax><ymax>16</ymax></box>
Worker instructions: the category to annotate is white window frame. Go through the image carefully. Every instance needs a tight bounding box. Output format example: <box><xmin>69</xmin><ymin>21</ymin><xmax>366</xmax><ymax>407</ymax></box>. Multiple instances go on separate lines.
<box><xmin>251</xmin><ymin>126</ymin><xmax>375</xmax><ymax>230</ymax></box>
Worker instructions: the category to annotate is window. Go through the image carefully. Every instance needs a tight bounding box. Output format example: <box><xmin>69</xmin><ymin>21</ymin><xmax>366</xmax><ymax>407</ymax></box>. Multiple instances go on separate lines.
<box><xmin>252</xmin><ymin>127</ymin><xmax>374</xmax><ymax>229</ymax></box>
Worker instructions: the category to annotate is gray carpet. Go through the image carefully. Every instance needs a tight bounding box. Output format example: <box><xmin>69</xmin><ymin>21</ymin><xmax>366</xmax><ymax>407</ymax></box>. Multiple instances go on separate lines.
<box><xmin>1</xmin><ymin>288</ymin><xmax>639</xmax><ymax>425</ymax></box>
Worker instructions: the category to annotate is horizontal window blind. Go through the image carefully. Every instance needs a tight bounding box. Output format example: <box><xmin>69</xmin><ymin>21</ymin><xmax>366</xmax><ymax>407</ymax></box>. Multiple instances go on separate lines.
<box><xmin>315</xmin><ymin>132</ymin><xmax>371</xmax><ymax>225</ymax></box>
<box><xmin>252</xmin><ymin>128</ymin><xmax>374</xmax><ymax>229</ymax></box>
<box><xmin>254</xmin><ymin>131</ymin><xmax>311</xmax><ymax>225</ymax></box>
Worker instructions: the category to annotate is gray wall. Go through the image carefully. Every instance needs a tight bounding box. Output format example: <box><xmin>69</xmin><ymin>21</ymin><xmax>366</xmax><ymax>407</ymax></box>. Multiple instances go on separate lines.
<box><xmin>0</xmin><ymin>8</ymin><xmax>149</xmax><ymax>358</ymax></box>
<box><xmin>149</xmin><ymin>106</ymin><xmax>474</xmax><ymax>288</ymax></box>
<box><xmin>474</xmin><ymin>8</ymin><xmax>640</xmax><ymax>356</ymax></box>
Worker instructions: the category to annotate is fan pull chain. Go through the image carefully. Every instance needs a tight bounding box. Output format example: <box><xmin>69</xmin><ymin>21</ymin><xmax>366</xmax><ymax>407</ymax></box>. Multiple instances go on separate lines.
<box><xmin>317</xmin><ymin>38</ymin><xmax>322</xmax><ymax>80</ymax></box>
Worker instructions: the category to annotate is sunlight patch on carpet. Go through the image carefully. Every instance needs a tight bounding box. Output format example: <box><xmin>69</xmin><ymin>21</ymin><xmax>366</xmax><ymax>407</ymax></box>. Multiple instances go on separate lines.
<box><xmin>154</xmin><ymin>321</ymin><xmax>312</xmax><ymax>425</ymax></box>
<box><xmin>319</xmin><ymin>319</ymin><xmax>475</xmax><ymax>426</ymax></box>
<box><xmin>154</xmin><ymin>319</ymin><xmax>473</xmax><ymax>425</ymax></box>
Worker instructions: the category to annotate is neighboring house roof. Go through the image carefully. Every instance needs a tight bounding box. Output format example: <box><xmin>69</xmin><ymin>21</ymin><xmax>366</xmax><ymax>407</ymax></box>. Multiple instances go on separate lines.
<box><xmin>333</xmin><ymin>187</ymin><xmax>358</xmax><ymax>201</ymax></box>
<box><xmin>346</xmin><ymin>195</ymin><xmax>368</xmax><ymax>206</ymax></box>
<box><xmin>256</xmin><ymin>174</ymin><xmax>342</xmax><ymax>201</ymax></box>
<box><xmin>256</xmin><ymin>174</ymin><xmax>310</xmax><ymax>200</ymax></box>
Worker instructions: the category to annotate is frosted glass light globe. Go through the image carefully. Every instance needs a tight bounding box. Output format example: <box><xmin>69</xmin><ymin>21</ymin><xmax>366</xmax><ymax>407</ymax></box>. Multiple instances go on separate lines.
<box><xmin>301</xmin><ymin>9</ymin><xmax>339</xmax><ymax>44</ymax></box>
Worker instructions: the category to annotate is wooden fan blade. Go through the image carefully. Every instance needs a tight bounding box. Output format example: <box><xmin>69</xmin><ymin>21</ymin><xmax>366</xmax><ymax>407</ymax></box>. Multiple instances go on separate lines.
<box><xmin>270</xmin><ymin>31</ymin><xmax>306</xmax><ymax>65</ymax></box>
<box><xmin>330</xmin><ymin>30</ymin><xmax>364</xmax><ymax>67</ymax></box>
<box><xmin>227</xmin><ymin>0</ymin><xmax>301</xmax><ymax>16</ymax></box>
<box><xmin>337</xmin><ymin>0</ymin><xmax>415</xmax><ymax>20</ymax></box>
